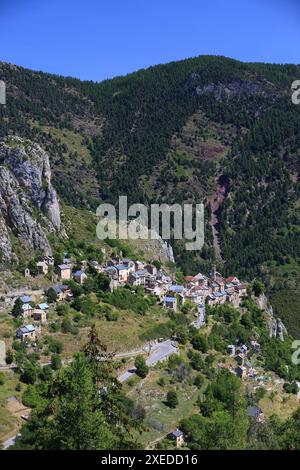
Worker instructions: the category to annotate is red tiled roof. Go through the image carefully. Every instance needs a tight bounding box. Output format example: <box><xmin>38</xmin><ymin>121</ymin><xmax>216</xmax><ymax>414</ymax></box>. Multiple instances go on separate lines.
<box><xmin>226</xmin><ymin>276</ymin><xmax>238</xmax><ymax>283</ymax></box>
<box><xmin>184</xmin><ymin>276</ymin><xmax>195</xmax><ymax>281</ymax></box>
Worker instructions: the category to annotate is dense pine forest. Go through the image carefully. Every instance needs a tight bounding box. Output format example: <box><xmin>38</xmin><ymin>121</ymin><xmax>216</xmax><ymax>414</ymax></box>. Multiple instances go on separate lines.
<box><xmin>1</xmin><ymin>56</ymin><xmax>300</xmax><ymax>334</ymax></box>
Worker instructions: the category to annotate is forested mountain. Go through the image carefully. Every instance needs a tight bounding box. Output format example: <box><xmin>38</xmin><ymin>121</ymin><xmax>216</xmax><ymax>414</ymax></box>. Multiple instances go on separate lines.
<box><xmin>1</xmin><ymin>56</ymin><xmax>300</xmax><ymax>329</ymax></box>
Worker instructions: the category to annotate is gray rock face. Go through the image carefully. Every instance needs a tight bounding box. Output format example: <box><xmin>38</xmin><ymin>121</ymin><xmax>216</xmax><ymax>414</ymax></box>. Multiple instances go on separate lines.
<box><xmin>194</xmin><ymin>80</ymin><xmax>268</xmax><ymax>101</ymax></box>
<box><xmin>0</xmin><ymin>137</ymin><xmax>61</xmax><ymax>229</ymax></box>
<box><xmin>266</xmin><ymin>305</ymin><xmax>287</xmax><ymax>341</ymax></box>
<box><xmin>159</xmin><ymin>239</ymin><xmax>175</xmax><ymax>264</ymax></box>
<box><xmin>0</xmin><ymin>136</ymin><xmax>61</xmax><ymax>263</ymax></box>
<box><xmin>0</xmin><ymin>215</ymin><xmax>16</xmax><ymax>262</ymax></box>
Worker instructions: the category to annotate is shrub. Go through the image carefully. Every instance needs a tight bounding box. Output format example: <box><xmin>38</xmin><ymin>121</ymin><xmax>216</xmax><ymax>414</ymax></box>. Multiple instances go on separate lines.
<box><xmin>157</xmin><ymin>377</ymin><xmax>166</xmax><ymax>387</ymax></box>
<box><xmin>20</xmin><ymin>362</ymin><xmax>39</xmax><ymax>384</ymax></box>
<box><xmin>51</xmin><ymin>354</ymin><xmax>62</xmax><ymax>370</ymax></box>
<box><xmin>283</xmin><ymin>381</ymin><xmax>298</xmax><ymax>394</ymax></box>
<box><xmin>40</xmin><ymin>365</ymin><xmax>53</xmax><ymax>381</ymax></box>
<box><xmin>166</xmin><ymin>390</ymin><xmax>178</xmax><ymax>408</ymax></box>
<box><xmin>105</xmin><ymin>310</ymin><xmax>119</xmax><ymax>322</ymax></box>
<box><xmin>194</xmin><ymin>374</ymin><xmax>205</xmax><ymax>389</ymax></box>
<box><xmin>135</xmin><ymin>355</ymin><xmax>149</xmax><ymax>378</ymax></box>
<box><xmin>191</xmin><ymin>334</ymin><xmax>208</xmax><ymax>353</ymax></box>
<box><xmin>56</xmin><ymin>304</ymin><xmax>70</xmax><ymax>316</ymax></box>
<box><xmin>46</xmin><ymin>337</ymin><xmax>63</xmax><ymax>354</ymax></box>
<box><xmin>5</xmin><ymin>349</ymin><xmax>14</xmax><ymax>364</ymax></box>
<box><xmin>22</xmin><ymin>385</ymin><xmax>45</xmax><ymax>408</ymax></box>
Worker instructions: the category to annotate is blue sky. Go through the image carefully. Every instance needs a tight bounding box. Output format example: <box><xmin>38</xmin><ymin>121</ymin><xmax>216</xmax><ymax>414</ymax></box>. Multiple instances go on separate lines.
<box><xmin>1</xmin><ymin>0</ymin><xmax>299</xmax><ymax>81</ymax></box>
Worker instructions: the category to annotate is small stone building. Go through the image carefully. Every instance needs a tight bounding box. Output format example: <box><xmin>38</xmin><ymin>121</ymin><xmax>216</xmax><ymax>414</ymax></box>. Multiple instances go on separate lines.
<box><xmin>57</xmin><ymin>264</ymin><xmax>71</xmax><ymax>280</ymax></box>
<box><xmin>168</xmin><ymin>429</ymin><xmax>184</xmax><ymax>447</ymax></box>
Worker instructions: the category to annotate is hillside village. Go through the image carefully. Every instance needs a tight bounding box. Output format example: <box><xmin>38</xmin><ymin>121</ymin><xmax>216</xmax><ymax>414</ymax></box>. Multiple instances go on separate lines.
<box><xmin>1</xmin><ymin>252</ymin><xmax>271</xmax><ymax>387</ymax></box>
<box><xmin>0</xmin><ymin>251</ymin><xmax>298</xmax><ymax>450</ymax></box>
<box><xmin>8</xmin><ymin>254</ymin><xmax>248</xmax><ymax>346</ymax></box>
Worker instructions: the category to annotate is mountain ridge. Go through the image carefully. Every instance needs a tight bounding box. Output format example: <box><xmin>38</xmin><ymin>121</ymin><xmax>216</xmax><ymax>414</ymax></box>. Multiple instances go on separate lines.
<box><xmin>1</xmin><ymin>56</ymin><xmax>300</xmax><ymax>331</ymax></box>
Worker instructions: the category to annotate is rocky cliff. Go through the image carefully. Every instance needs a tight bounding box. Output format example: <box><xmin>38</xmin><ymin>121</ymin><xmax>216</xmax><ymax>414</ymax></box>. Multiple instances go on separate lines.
<box><xmin>0</xmin><ymin>137</ymin><xmax>61</xmax><ymax>264</ymax></box>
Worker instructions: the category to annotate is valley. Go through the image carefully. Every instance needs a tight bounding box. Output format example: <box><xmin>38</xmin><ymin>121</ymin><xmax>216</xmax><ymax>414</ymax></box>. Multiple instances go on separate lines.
<box><xmin>0</xmin><ymin>56</ymin><xmax>300</xmax><ymax>450</ymax></box>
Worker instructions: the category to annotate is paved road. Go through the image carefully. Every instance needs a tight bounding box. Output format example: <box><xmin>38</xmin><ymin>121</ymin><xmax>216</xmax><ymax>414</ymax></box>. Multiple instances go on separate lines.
<box><xmin>146</xmin><ymin>339</ymin><xmax>178</xmax><ymax>366</ymax></box>
<box><xmin>2</xmin><ymin>434</ymin><xmax>18</xmax><ymax>450</ymax></box>
<box><xmin>0</xmin><ymin>346</ymin><xmax>150</xmax><ymax>371</ymax></box>
<box><xmin>1</xmin><ymin>340</ymin><xmax>179</xmax><ymax>447</ymax></box>
<box><xmin>192</xmin><ymin>305</ymin><xmax>206</xmax><ymax>329</ymax></box>
<box><xmin>118</xmin><ymin>339</ymin><xmax>178</xmax><ymax>383</ymax></box>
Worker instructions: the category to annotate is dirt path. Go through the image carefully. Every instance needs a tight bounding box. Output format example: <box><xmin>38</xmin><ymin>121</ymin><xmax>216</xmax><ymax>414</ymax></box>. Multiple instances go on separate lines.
<box><xmin>1</xmin><ymin>398</ymin><xmax>31</xmax><ymax>449</ymax></box>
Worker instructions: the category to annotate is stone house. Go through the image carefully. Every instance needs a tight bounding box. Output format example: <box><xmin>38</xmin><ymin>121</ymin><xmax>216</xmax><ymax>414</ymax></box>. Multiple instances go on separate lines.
<box><xmin>36</xmin><ymin>256</ymin><xmax>54</xmax><ymax>275</ymax></box>
<box><xmin>235</xmin><ymin>365</ymin><xmax>247</xmax><ymax>379</ymax></box>
<box><xmin>193</xmin><ymin>273</ymin><xmax>209</xmax><ymax>287</ymax></box>
<box><xmin>227</xmin><ymin>344</ymin><xmax>236</xmax><ymax>356</ymax></box>
<box><xmin>128</xmin><ymin>269</ymin><xmax>148</xmax><ymax>286</ymax></box>
<box><xmin>37</xmin><ymin>260</ymin><xmax>49</xmax><ymax>275</ymax></box>
<box><xmin>237</xmin><ymin>284</ymin><xmax>247</xmax><ymax>297</ymax></box>
<box><xmin>226</xmin><ymin>290</ymin><xmax>241</xmax><ymax>307</ymax></box>
<box><xmin>247</xmin><ymin>406</ymin><xmax>265</xmax><ymax>423</ymax></box>
<box><xmin>235</xmin><ymin>354</ymin><xmax>244</xmax><ymax>366</ymax></box>
<box><xmin>168</xmin><ymin>285</ymin><xmax>184</xmax><ymax>295</ymax></box>
<box><xmin>134</xmin><ymin>260</ymin><xmax>145</xmax><ymax>271</ymax></box>
<box><xmin>226</xmin><ymin>276</ymin><xmax>240</xmax><ymax>285</ymax></box>
<box><xmin>47</xmin><ymin>285</ymin><xmax>71</xmax><ymax>302</ymax></box>
<box><xmin>21</xmin><ymin>303</ymin><xmax>34</xmax><ymax>319</ymax></box>
<box><xmin>57</xmin><ymin>264</ymin><xmax>72</xmax><ymax>280</ymax></box>
<box><xmin>114</xmin><ymin>264</ymin><xmax>130</xmax><ymax>283</ymax></box>
<box><xmin>121</xmin><ymin>258</ymin><xmax>135</xmax><ymax>273</ymax></box>
<box><xmin>168</xmin><ymin>429</ymin><xmax>184</xmax><ymax>447</ymax></box>
<box><xmin>38</xmin><ymin>303</ymin><xmax>49</xmax><ymax>311</ymax></box>
<box><xmin>163</xmin><ymin>296</ymin><xmax>177</xmax><ymax>311</ymax></box>
<box><xmin>73</xmin><ymin>270</ymin><xmax>87</xmax><ymax>285</ymax></box>
<box><xmin>19</xmin><ymin>295</ymin><xmax>32</xmax><ymax>305</ymax></box>
<box><xmin>32</xmin><ymin>309</ymin><xmax>47</xmax><ymax>323</ymax></box>
<box><xmin>145</xmin><ymin>264</ymin><xmax>157</xmax><ymax>276</ymax></box>
<box><xmin>16</xmin><ymin>324</ymin><xmax>37</xmax><ymax>342</ymax></box>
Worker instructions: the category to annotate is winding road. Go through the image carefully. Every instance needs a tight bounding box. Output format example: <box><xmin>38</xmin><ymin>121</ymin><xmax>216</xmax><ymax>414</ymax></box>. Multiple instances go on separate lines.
<box><xmin>118</xmin><ymin>339</ymin><xmax>179</xmax><ymax>383</ymax></box>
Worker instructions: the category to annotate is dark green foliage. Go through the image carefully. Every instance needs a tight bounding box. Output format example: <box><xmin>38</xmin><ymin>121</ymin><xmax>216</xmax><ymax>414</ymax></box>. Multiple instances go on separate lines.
<box><xmin>271</xmin><ymin>289</ymin><xmax>300</xmax><ymax>339</ymax></box>
<box><xmin>105</xmin><ymin>310</ymin><xmax>119</xmax><ymax>322</ymax></box>
<box><xmin>13</xmin><ymin>327</ymin><xmax>141</xmax><ymax>450</ymax></box>
<box><xmin>61</xmin><ymin>317</ymin><xmax>78</xmax><ymax>335</ymax></box>
<box><xmin>252</xmin><ymin>280</ymin><xmax>265</xmax><ymax>297</ymax></box>
<box><xmin>45</xmin><ymin>336</ymin><xmax>64</xmax><ymax>354</ymax></box>
<box><xmin>181</xmin><ymin>369</ymin><xmax>248</xmax><ymax>449</ymax></box>
<box><xmin>47</xmin><ymin>289</ymin><xmax>58</xmax><ymax>304</ymax></box>
<box><xmin>20</xmin><ymin>361</ymin><xmax>39</xmax><ymax>385</ymax></box>
<box><xmin>40</xmin><ymin>365</ymin><xmax>53</xmax><ymax>382</ymax></box>
<box><xmin>56</xmin><ymin>303</ymin><xmax>70</xmax><ymax>316</ymax></box>
<box><xmin>2</xmin><ymin>57</ymin><xmax>300</xmax><ymax>321</ymax></box>
<box><xmin>83</xmin><ymin>273</ymin><xmax>110</xmax><ymax>294</ymax></box>
<box><xmin>12</xmin><ymin>298</ymin><xmax>23</xmax><ymax>317</ymax></box>
<box><xmin>65</xmin><ymin>279</ymin><xmax>84</xmax><ymax>298</ymax></box>
<box><xmin>50</xmin><ymin>354</ymin><xmax>62</xmax><ymax>370</ymax></box>
<box><xmin>188</xmin><ymin>350</ymin><xmax>204</xmax><ymax>371</ymax></box>
<box><xmin>134</xmin><ymin>355</ymin><xmax>149</xmax><ymax>378</ymax></box>
<box><xmin>283</xmin><ymin>381</ymin><xmax>298</xmax><ymax>394</ymax></box>
<box><xmin>191</xmin><ymin>333</ymin><xmax>208</xmax><ymax>353</ymax></box>
<box><xmin>5</xmin><ymin>349</ymin><xmax>14</xmax><ymax>364</ymax></box>
<box><xmin>109</xmin><ymin>287</ymin><xmax>152</xmax><ymax>315</ymax></box>
<box><xmin>166</xmin><ymin>390</ymin><xmax>178</xmax><ymax>408</ymax></box>
<box><xmin>0</xmin><ymin>372</ymin><xmax>5</xmax><ymax>385</ymax></box>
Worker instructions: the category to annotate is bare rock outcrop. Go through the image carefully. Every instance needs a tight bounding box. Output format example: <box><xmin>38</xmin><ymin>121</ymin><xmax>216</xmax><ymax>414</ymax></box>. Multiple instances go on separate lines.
<box><xmin>266</xmin><ymin>305</ymin><xmax>288</xmax><ymax>341</ymax></box>
<box><xmin>0</xmin><ymin>137</ymin><xmax>61</xmax><ymax>229</ymax></box>
<box><xmin>0</xmin><ymin>136</ymin><xmax>62</xmax><ymax>263</ymax></box>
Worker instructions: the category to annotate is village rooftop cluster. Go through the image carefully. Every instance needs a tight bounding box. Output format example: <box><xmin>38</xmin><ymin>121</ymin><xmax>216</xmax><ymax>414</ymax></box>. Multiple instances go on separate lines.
<box><xmin>14</xmin><ymin>255</ymin><xmax>247</xmax><ymax>346</ymax></box>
